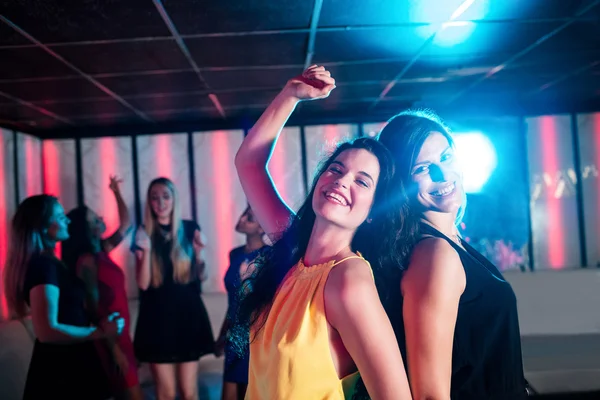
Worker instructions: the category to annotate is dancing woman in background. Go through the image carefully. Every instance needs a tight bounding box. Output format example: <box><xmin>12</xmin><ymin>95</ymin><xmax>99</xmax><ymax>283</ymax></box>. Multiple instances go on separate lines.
<box><xmin>377</xmin><ymin>111</ymin><xmax>528</xmax><ymax>399</ymax></box>
<box><xmin>132</xmin><ymin>177</ymin><xmax>214</xmax><ymax>400</ymax></box>
<box><xmin>234</xmin><ymin>65</ymin><xmax>411</xmax><ymax>399</ymax></box>
<box><xmin>62</xmin><ymin>176</ymin><xmax>143</xmax><ymax>400</ymax></box>
<box><xmin>215</xmin><ymin>206</ymin><xmax>268</xmax><ymax>400</ymax></box>
<box><xmin>3</xmin><ymin>194</ymin><xmax>124</xmax><ymax>400</ymax></box>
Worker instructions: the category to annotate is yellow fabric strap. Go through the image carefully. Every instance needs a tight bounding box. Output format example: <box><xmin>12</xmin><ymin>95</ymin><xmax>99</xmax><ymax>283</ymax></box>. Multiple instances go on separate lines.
<box><xmin>331</xmin><ymin>253</ymin><xmax>365</xmax><ymax>268</ymax></box>
<box><xmin>330</xmin><ymin>252</ymin><xmax>373</xmax><ymax>281</ymax></box>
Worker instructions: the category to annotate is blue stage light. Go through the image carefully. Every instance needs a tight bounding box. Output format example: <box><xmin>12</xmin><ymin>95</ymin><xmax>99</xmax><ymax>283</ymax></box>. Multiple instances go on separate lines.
<box><xmin>454</xmin><ymin>132</ymin><xmax>497</xmax><ymax>193</ymax></box>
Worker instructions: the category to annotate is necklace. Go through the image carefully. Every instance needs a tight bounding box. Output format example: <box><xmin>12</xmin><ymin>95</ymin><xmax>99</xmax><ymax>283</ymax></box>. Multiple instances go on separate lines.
<box><xmin>450</xmin><ymin>233</ymin><xmax>466</xmax><ymax>250</ymax></box>
<box><xmin>158</xmin><ymin>225</ymin><xmax>172</xmax><ymax>240</ymax></box>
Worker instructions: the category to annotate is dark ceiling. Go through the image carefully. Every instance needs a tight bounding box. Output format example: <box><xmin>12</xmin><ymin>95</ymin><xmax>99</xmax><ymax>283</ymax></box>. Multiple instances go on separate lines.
<box><xmin>0</xmin><ymin>0</ymin><xmax>599</xmax><ymax>137</ymax></box>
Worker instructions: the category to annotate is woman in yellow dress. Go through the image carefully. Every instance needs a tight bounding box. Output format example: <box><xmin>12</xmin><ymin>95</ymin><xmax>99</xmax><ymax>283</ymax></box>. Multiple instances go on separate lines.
<box><xmin>234</xmin><ymin>65</ymin><xmax>412</xmax><ymax>400</ymax></box>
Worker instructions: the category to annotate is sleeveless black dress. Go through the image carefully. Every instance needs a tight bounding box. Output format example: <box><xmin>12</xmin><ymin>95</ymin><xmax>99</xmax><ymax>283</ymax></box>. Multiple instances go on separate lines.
<box><xmin>23</xmin><ymin>253</ymin><xmax>110</xmax><ymax>400</ymax></box>
<box><xmin>395</xmin><ymin>224</ymin><xmax>528</xmax><ymax>399</ymax></box>
<box><xmin>132</xmin><ymin>220</ymin><xmax>215</xmax><ymax>363</ymax></box>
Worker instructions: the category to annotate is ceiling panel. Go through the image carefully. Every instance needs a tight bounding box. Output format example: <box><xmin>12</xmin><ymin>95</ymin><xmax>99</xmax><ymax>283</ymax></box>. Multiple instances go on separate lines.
<box><xmin>163</xmin><ymin>0</ymin><xmax>312</xmax><ymax>34</ymax></box>
<box><xmin>54</xmin><ymin>40</ymin><xmax>190</xmax><ymax>74</ymax></box>
<box><xmin>0</xmin><ymin>0</ymin><xmax>170</xmax><ymax>43</ymax></box>
<box><xmin>186</xmin><ymin>33</ymin><xmax>307</xmax><ymax>67</ymax></box>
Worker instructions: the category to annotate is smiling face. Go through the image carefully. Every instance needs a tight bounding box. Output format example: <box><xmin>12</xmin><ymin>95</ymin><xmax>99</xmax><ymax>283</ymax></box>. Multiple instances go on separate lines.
<box><xmin>410</xmin><ymin>131</ymin><xmax>464</xmax><ymax>215</ymax></box>
<box><xmin>149</xmin><ymin>183</ymin><xmax>174</xmax><ymax>223</ymax></box>
<box><xmin>311</xmin><ymin>148</ymin><xmax>381</xmax><ymax>230</ymax></box>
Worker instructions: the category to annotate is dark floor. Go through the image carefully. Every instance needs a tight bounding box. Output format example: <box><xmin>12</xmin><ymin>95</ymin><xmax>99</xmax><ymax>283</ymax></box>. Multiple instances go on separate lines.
<box><xmin>534</xmin><ymin>393</ymin><xmax>600</xmax><ymax>399</ymax></box>
<box><xmin>139</xmin><ymin>375</ymin><xmax>600</xmax><ymax>400</ymax></box>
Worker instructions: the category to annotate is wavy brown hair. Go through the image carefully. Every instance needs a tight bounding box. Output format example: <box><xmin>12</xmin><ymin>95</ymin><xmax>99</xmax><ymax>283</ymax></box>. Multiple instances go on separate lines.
<box><xmin>3</xmin><ymin>195</ymin><xmax>60</xmax><ymax>318</ymax></box>
<box><xmin>377</xmin><ymin>109</ymin><xmax>466</xmax><ymax>269</ymax></box>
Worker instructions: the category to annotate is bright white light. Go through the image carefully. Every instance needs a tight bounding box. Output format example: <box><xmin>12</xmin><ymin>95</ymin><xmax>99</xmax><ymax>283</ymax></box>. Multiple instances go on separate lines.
<box><xmin>449</xmin><ymin>0</ymin><xmax>477</xmax><ymax>21</ymax></box>
<box><xmin>454</xmin><ymin>132</ymin><xmax>497</xmax><ymax>193</ymax></box>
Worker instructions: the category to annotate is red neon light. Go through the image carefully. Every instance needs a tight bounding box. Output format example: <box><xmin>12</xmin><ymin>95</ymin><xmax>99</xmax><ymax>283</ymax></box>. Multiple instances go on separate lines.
<box><xmin>540</xmin><ymin>116</ymin><xmax>564</xmax><ymax>269</ymax></box>
<box><xmin>43</xmin><ymin>141</ymin><xmax>62</xmax><ymax>258</ymax></box>
<box><xmin>24</xmin><ymin>136</ymin><xmax>39</xmax><ymax>197</ymax></box>
<box><xmin>97</xmin><ymin>137</ymin><xmax>128</xmax><ymax>271</ymax></box>
<box><xmin>325</xmin><ymin>125</ymin><xmax>341</xmax><ymax>152</ymax></box>
<box><xmin>43</xmin><ymin>141</ymin><xmax>60</xmax><ymax>198</ymax></box>
<box><xmin>155</xmin><ymin>134</ymin><xmax>173</xmax><ymax>179</ymax></box>
<box><xmin>0</xmin><ymin>134</ymin><xmax>9</xmax><ymax>319</ymax></box>
<box><xmin>98</xmin><ymin>138</ymin><xmax>119</xmax><ymax>237</ymax></box>
<box><xmin>211</xmin><ymin>131</ymin><xmax>234</xmax><ymax>291</ymax></box>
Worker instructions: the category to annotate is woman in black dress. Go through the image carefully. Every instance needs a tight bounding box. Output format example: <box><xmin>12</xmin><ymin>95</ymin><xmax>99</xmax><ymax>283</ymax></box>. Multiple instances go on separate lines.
<box><xmin>374</xmin><ymin>111</ymin><xmax>528</xmax><ymax>399</ymax></box>
<box><xmin>132</xmin><ymin>177</ymin><xmax>214</xmax><ymax>400</ymax></box>
<box><xmin>3</xmin><ymin>194</ymin><xmax>124</xmax><ymax>400</ymax></box>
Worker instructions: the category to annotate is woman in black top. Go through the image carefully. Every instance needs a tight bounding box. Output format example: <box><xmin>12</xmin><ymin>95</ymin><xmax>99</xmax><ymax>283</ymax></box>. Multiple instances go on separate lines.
<box><xmin>133</xmin><ymin>177</ymin><xmax>214</xmax><ymax>400</ymax></box>
<box><xmin>3</xmin><ymin>194</ymin><xmax>124</xmax><ymax>400</ymax></box>
<box><xmin>214</xmin><ymin>206</ymin><xmax>268</xmax><ymax>400</ymax></box>
<box><xmin>376</xmin><ymin>111</ymin><xmax>527</xmax><ymax>399</ymax></box>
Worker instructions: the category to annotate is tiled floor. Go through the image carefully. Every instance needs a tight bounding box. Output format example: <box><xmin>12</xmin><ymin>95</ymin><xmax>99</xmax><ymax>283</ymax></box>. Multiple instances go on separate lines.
<box><xmin>139</xmin><ymin>355</ymin><xmax>225</xmax><ymax>400</ymax></box>
<box><xmin>141</xmin><ymin>373</ymin><xmax>222</xmax><ymax>400</ymax></box>
<box><xmin>137</xmin><ymin>355</ymin><xmax>600</xmax><ymax>400</ymax></box>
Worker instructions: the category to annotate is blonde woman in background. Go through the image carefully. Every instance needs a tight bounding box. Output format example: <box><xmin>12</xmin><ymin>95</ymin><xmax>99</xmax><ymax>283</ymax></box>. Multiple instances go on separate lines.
<box><xmin>133</xmin><ymin>177</ymin><xmax>215</xmax><ymax>400</ymax></box>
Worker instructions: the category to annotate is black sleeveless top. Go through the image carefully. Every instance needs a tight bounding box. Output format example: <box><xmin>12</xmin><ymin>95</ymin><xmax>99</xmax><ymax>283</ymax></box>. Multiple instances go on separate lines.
<box><xmin>396</xmin><ymin>225</ymin><xmax>528</xmax><ymax>399</ymax></box>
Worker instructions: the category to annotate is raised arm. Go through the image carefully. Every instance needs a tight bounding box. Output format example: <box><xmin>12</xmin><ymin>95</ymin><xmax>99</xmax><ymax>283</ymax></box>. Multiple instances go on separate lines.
<box><xmin>402</xmin><ymin>238</ymin><xmax>466</xmax><ymax>400</ymax></box>
<box><xmin>235</xmin><ymin>65</ymin><xmax>335</xmax><ymax>239</ymax></box>
<box><xmin>325</xmin><ymin>259</ymin><xmax>412</xmax><ymax>400</ymax></box>
<box><xmin>102</xmin><ymin>175</ymin><xmax>132</xmax><ymax>253</ymax></box>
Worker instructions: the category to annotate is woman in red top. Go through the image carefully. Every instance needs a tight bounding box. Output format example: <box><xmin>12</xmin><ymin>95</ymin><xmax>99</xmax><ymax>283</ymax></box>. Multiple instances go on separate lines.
<box><xmin>62</xmin><ymin>176</ymin><xmax>143</xmax><ymax>400</ymax></box>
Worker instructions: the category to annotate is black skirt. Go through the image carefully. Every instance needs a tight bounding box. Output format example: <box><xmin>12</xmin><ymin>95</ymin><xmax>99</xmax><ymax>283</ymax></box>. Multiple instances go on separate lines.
<box><xmin>24</xmin><ymin>340</ymin><xmax>110</xmax><ymax>400</ymax></box>
<box><xmin>134</xmin><ymin>281</ymin><xmax>215</xmax><ymax>363</ymax></box>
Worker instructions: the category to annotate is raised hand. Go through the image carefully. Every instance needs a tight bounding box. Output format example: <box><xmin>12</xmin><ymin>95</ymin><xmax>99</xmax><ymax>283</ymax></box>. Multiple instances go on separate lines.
<box><xmin>285</xmin><ymin>65</ymin><xmax>336</xmax><ymax>101</ymax></box>
<box><xmin>192</xmin><ymin>229</ymin><xmax>205</xmax><ymax>255</ymax></box>
<box><xmin>108</xmin><ymin>175</ymin><xmax>124</xmax><ymax>193</ymax></box>
<box><xmin>135</xmin><ymin>226</ymin><xmax>151</xmax><ymax>250</ymax></box>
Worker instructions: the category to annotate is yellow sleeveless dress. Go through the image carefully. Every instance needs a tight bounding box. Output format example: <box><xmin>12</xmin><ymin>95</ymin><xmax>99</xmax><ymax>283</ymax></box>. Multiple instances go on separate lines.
<box><xmin>246</xmin><ymin>253</ymin><xmax>370</xmax><ymax>399</ymax></box>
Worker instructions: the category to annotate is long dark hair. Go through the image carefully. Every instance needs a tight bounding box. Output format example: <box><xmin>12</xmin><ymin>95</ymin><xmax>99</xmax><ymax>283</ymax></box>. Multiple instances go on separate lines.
<box><xmin>62</xmin><ymin>206</ymin><xmax>97</xmax><ymax>272</ymax></box>
<box><xmin>4</xmin><ymin>195</ymin><xmax>60</xmax><ymax>318</ymax></box>
<box><xmin>232</xmin><ymin>137</ymin><xmax>400</xmax><ymax>352</ymax></box>
<box><xmin>377</xmin><ymin>109</ymin><xmax>465</xmax><ymax>269</ymax></box>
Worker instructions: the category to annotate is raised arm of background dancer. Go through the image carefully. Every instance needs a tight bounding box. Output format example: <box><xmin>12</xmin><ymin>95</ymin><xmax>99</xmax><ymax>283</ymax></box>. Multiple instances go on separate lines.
<box><xmin>402</xmin><ymin>238</ymin><xmax>466</xmax><ymax>400</ymax></box>
<box><xmin>103</xmin><ymin>175</ymin><xmax>132</xmax><ymax>253</ymax></box>
<box><xmin>326</xmin><ymin>258</ymin><xmax>412</xmax><ymax>400</ymax></box>
<box><xmin>235</xmin><ymin>65</ymin><xmax>335</xmax><ymax>239</ymax></box>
